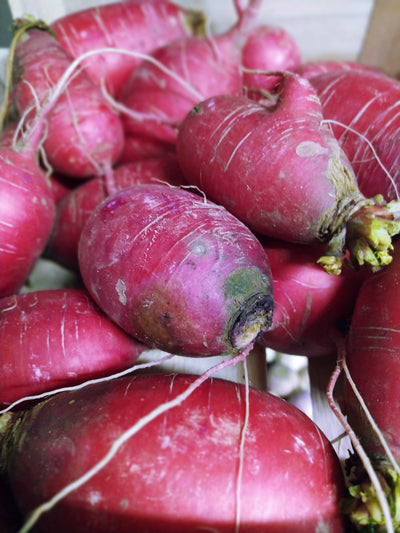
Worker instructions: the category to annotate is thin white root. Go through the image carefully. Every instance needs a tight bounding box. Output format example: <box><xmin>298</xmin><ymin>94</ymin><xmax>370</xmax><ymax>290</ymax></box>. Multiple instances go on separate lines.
<box><xmin>326</xmin><ymin>346</ymin><xmax>395</xmax><ymax>533</ymax></box>
<box><xmin>18</xmin><ymin>345</ymin><xmax>253</xmax><ymax>533</ymax></box>
<box><xmin>235</xmin><ymin>356</ymin><xmax>250</xmax><ymax>533</ymax></box>
<box><xmin>0</xmin><ymin>352</ymin><xmax>175</xmax><ymax>415</ymax></box>
<box><xmin>18</xmin><ymin>45</ymin><xmax>207</xmax><ymax>157</ymax></box>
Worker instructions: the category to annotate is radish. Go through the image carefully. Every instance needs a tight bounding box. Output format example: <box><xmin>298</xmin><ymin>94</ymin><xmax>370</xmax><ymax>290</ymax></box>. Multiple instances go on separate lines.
<box><xmin>118</xmin><ymin>133</ymin><xmax>175</xmax><ymax>164</ymax></box>
<box><xmin>331</xmin><ymin>239</ymin><xmax>400</xmax><ymax>530</ymax></box>
<box><xmin>0</xmin><ymin>126</ymin><xmax>55</xmax><ymax>297</ymax></box>
<box><xmin>242</xmin><ymin>24</ymin><xmax>302</xmax><ymax>93</ymax></box>
<box><xmin>309</xmin><ymin>68</ymin><xmax>400</xmax><ymax>202</ymax></box>
<box><xmin>119</xmin><ymin>0</ymin><xmax>262</xmax><ymax>145</ymax></box>
<box><xmin>0</xmin><ymin>372</ymin><xmax>346</xmax><ymax>532</ymax></box>
<box><xmin>0</xmin><ymin>288</ymin><xmax>147</xmax><ymax>406</ymax></box>
<box><xmin>9</xmin><ymin>21</ymin><xmax>125</xmax><ymax>178</ymax></box>
<box><xmin>46</xmin><ymin>155</ymin><xmax>188</xmax><ymax>270</ymax></box>
<box><xmin>176</xmin><ymin>71</ymin><xmax>400</xmax><ymax>274</ymax></box>
<box><xmin>51</xmin><ymin>0</ymin><xmax>206</xmax><ymax>98</ymax></box>
<box><xmin>256</xmin><ymin>236</ymin><xmax>365</xmax><ymax>357</ymax></box>
<box><xmin>294</xmin><ymin>59</ymin><xmax>381</xmax><ymax>80</ymax></box>
<box><xmin>78</xmin><ymin>183</ymin><xmax>274</xmax><ymax>357</ymax></box>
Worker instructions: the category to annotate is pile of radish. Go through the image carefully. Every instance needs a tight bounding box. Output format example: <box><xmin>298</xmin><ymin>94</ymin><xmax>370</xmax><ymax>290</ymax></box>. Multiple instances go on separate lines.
<box><xmin>1</xmin><ymin>0</ymin><xmax>400</xmax><ymax>531</ymax></box>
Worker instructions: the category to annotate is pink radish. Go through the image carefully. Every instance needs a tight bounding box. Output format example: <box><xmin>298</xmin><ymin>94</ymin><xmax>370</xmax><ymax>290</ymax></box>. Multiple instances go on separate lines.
<box><xmin>119</xmin><ymin>0</ymin><xmax>262</xmax><ymax>145</ymax></box>
<box><xmin>9</xmin><ymin>21</ymin><xmax>124</xmax><ymax>178</ymax></box>
<box><xmin>309</xmin><ymin>68</ymin><xmax>400</xmax><ymax>202</ymax></box>
<box><xmin>242</xmin><ymin>24</ymin><xmax>302</xmax><ymax>93</ymax></box>
<box><xmin>78</xmin><ymin>183</ymin><xmax>274</xmax><ymax>356</ymax></box>
<box><xmin>51</xmin><ymin>0</ymin><xmax>206</xmax><ymax>98</ymax></box>
<box><xmin>0</xmin><ymin>288</ymin><xmax>147</xmax><ymax>406</ymax></box>
<box><xmin>0</xmin><ymin>128</ymin><xmax>55</xmax><ymax>297</ymax></box>
<box><xmin>0</xmin><ymin>372</ymin><xmax>346</xmax><ymax>532</ymax></box>
<box><xmin>329</xmin><ymin>239</ymin><xmax>400</xmax><ymax>531</ymax></box>
<box><xmin>176</xmin><ymin>71</ymin><xmax>400</xmax><ymax>274</ymax></box>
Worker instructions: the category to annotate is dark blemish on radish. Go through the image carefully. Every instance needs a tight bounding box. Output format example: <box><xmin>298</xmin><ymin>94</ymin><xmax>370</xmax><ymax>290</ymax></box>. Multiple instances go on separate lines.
<box><xmin>190</xmin><ymin>103</ymin><xmax>203</xmax><ymax>116</ymax></box>
<box><xmin>162</xmin><ymin>312</ymin><xmax>171</xmax><ymax>326</ymax></box>
<box><xmin>224</xmin><ymin>267</ymin><xmax>274</xmax><ymax>350</ymax></box>
<box><xmin>185</xmin><ymin>261</ymin><xmax>197</xmax><ymax>269</ymax></box>
<box><xmin>229</xmin><ymin>292</ymin><xmax>274</xmax><ymax>350</ymax></box>
<box><xmin>224</xmin><ymin>267</ymin><xmax>271</xmax><ymax>303</ymax></box>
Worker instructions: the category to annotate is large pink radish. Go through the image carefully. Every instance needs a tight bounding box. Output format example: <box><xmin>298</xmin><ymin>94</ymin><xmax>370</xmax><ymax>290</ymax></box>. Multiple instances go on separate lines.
<box><xmin>0</xmin><ymin>373</ymin><xmax>346</xmax><ymax>533</ymax></box>
<box><xmin>78</xmin><ymin>183</ymin><xmax>274</xmax><ymax>356</ymax></box>
<box><xmin>176</xmin><ymin>71</ymin><xmax>400</xmax><ymax>274</ymax></box>
<box><xmin>0</xmin><ymin>288</ymin><xmax>147</xmax><ymax>406</ymax></box>
<box><xmin>51</xmin><ymin>0</ymin><xmax>206</xmax><ymax>97</ymax></box>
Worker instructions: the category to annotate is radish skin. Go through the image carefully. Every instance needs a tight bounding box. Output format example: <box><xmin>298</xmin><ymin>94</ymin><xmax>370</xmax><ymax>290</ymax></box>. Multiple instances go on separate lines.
<box><xmin>176</xmin><ymin>72</ymin><xmax>400</xmax><ymax>274</ymax></box>
<box><xmin>119</xmin><ymin>0</ymin><xmax>262</xmax><ymax>144</ymax></box>
<box><xmin>78</xmin><ymin>183</ymin><xmax>274</xmax><ymax>356</ymax></box>
<box><xmin>0</xmin><ymin>143</ymin><xmax>55</xmax><ymax>297</ymax></box>
<box><xmin>10</xmin><ymin>23</ymin><xmax>125</xmax><ymax>178</ymax></box>
<box><xmin>309</xmin><ymin>68</ymin><xmax>400</xmax><ymax>202</ymax></box>
<box><xmin>51</xmin><ymin>0</ymin><xmax>206</xmax><ymax>97</ymax></box>
<box><xmin>46</xmin><ymin>155</ymin><xmax>187</xmax><ymax>270</ymax></box>
<box><xmin>118</xmin><ymin>134</ymin><xmax>175</xmax><ymax>164</ymax></box>
<box><xmin>0</xmin><ymin>289</ymin><xmax>147</xmax><ymax>406</ymax></box>
<box><xmin>242</xmin><ymin>24</ymin><xmax>302</xmax><ymax>92</ymax></box>
<box><xmin>339</xmin><ymin>240</ymin><xmax>400</xmax><ymax>529</ymax></box>
<box><xmin>257</xmin><ymin>236</ymin><xmax>365</xmax><ymax>357</ymax></box>
<box><xmin>0</xmin><ymin>373</ymin><xmax>346</xmax><ymax>533</ymax></box>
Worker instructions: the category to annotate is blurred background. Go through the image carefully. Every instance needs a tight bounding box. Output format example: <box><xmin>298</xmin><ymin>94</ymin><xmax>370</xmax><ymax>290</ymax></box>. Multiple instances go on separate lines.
<box><xmin>0</xmin><ymin>2</ymin><xmax>12</xmax><ymax>46</ymax></box>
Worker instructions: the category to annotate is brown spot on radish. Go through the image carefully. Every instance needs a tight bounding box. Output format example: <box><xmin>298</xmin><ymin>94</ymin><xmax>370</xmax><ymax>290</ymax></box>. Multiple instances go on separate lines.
<box><xmin>224</xmin><ymin>267</ymin><xmax>274</xmax><ymax>350</ymax></box>
<box><xmin>190</xmin><ymin>103</ymin><xmax>203</xmax><ymax>116</ymax></box>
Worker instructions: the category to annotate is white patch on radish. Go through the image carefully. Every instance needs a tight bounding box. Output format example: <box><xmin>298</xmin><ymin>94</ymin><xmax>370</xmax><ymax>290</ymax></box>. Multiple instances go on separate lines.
<box><xmin>295</xmin><ymin>141</ymin><xmax>329</xmax><ymax>158</ymax></box>
<box><xmin>115</xmin><ymin>278</ymin><xmax>127</xmax><ymax>305</ymax></box>
<box><xmin>315</xmin><ymin>519</ymin><xmax>332</xmax><ymax>533</ymax></box>
<box><xmin>88</xmin><ymin>491</ymin><xmax>103</xmax><ymax>506</ymax></box>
